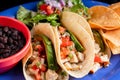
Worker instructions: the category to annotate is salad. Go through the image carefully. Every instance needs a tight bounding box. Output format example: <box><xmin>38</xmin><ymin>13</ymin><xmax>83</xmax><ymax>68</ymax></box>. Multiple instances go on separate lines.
<box><xmin>16</xmin><ymin>0</ymin><xmax>90</xmax><ymax>29</ymax></box>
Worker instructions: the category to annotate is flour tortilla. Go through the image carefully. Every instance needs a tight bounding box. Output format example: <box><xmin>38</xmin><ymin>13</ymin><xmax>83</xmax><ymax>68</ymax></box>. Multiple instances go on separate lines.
<box><xmin>22</xmin><ymin>44</ymin><xmax>33</xmax><ymax>80</ymax></box>
<box><xmin>22</xmin><ymin>23</ymin><xmax>69</xmax><ymax>80</ymax></box>
<box><xmin>53</xmin><ymin>11</ymin><xmax>95</xmax><ymax>78</ymax></box>
<box><xmin>60</xmin><ymin>11</ymin><xmax>94</xmax><ymax>39</ymax></box>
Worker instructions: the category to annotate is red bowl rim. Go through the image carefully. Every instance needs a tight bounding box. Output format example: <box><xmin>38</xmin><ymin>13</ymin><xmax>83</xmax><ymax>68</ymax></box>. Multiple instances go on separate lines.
<box><xmin>0</xmin><ymin>16</ymin><xmax>31</xmax><ymax>63</ymax></box>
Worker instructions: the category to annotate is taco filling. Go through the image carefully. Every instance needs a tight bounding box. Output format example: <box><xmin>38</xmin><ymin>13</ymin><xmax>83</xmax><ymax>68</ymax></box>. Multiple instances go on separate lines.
<box><xmin>90</xmin><ymin>29</ymin><xmax>110</xmax><ymax>73</ymax></box>
<box><xmin>25</xmin><ymin>34</ymin><xmax>68</xmax><ymax>80</ymax></box>
<box><xmin>58</xmin><ymin>26</ymin><xmax>85</xmax><ymax>71</ymax></box>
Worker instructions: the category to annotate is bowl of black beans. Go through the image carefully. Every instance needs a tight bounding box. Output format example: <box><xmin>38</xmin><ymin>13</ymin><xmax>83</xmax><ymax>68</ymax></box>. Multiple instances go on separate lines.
<box><xmin>0</xmin><ymin>16</ymin><xmax>31</xmax><ymax>73</ymax></box>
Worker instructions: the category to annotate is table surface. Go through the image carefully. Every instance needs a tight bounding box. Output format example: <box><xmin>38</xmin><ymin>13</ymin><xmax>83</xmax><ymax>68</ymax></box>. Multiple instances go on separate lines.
<box><xmin>0</xmin><ymin>0</ymin><xmax>120</xmax><ymax>80</ymax></box>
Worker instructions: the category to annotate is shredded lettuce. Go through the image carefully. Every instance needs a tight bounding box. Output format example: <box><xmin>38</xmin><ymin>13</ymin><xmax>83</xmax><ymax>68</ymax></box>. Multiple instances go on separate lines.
<box><xmin>16</xmin><ymin>6</ymin><xmax>34</xmax><ymax>29</ymax></box>
<box><xmin>16</xmin><ymin>6</ymin><xmax>31</xmax><ymax>21</ymax></box>
<box><xmin>31</xmin><ymin>13</ymin><xmax>60</xmax><ymax>26</ymax></box>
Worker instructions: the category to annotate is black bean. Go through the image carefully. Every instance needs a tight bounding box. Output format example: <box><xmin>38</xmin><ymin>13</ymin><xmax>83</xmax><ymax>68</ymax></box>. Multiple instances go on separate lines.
<box><xmin>0</xmin><ymin>31</ymin><xmax>2</xmax><ymax>36</ymax></box>
<box><xmin>0</xmin><ymin>26</ymin><xmax>26</xmax><ymax>59</ymax></box>
<box><xmin>13</xmin><ymin>40</ymin><xmax>18</xmax><ymax>45</ymax></box>
<box><xmin>0</xmin><ymin>37</ymin><xmax>3</xmax><ymax>42</ymax></box>
<box><xmin>17</xmin><ymin>35</ymin><xmax>21</xmax><ymax>40</ymax></box>
<box><xmin>12</xmin><ymin>30</ymin><xmax>18</xmax><ymax>36</ymax></box>
<box><xmin>10</xmin><ymin>44</ymin><xmax>16</xmax><ymax>50</ymax></box>
<box><xmin>0</xmin><ymin>43</ymin><xmax>5</xmax><ymax>48</ymax></box>
<box><xmin>2</xmin><ymin>33</ymin><xmax>6</xmax><ymax>37</ymax></box>
<box><xmin>3</xmin><ymin>27</ymin><xmax>9</xmax><ymax>32</ymax></box>
<box><xmin>8</xmin><ymin>37</ymin><xmax>13</xmax><ymax>44</ymax></box>
<box><xmin>3</xmin><ymin>37</ymin><xmax>8</xmax><ymax>43</ymax></box>
<box><xmin>7</xmin><ymin>31</ymin><xmax>11</xmax><ymax>36</ymax></box>
<box><xmin>3</xmin><ymin>49</ymin><xmax>11</xmax><ymax>53</ymax></box>
<box><xmin>6</xmin><ymin>45</ymin><xmax>10</xmax><ymax>49</ymax></box>
<box><xmin>11</xmin><ymin>35</ymin><xmax>18</xmax><ymax>40</ymax></box>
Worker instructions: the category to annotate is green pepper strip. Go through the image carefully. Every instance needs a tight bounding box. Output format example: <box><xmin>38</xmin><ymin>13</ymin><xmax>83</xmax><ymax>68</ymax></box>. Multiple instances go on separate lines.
<box><xmin>68</xmin><ymin>31</ymin><xmax>84</xmax><ymax>52</ymax></box>
<box><xmin>92</xmin><ymin>29</ymin><xmax>105</xmax><ymax>52</ymax></box>
<box><xmin>35</xmin><ymin>34</ymin><xmax>58</xmax><ymax>71</ymax></box>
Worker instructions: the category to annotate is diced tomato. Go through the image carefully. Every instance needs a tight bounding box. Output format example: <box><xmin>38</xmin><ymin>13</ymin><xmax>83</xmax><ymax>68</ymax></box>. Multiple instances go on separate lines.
<box><xmin>32</xmin><ymin>65</ymin><xmax>38</xmax><ymax>70</ymax></box>
<box><xmin>46</xmin><ymin>6</ymin><xmax>54</xmax><ymax>15</ymax></box>
<box><xmin>94</xmin><ymin>55</ymin><xmax>102</xmax><ymax>63</ymax></box>
<box><xmin>39</xmin><ymin>4</ymin><xmax>48</xmax><ymax>11</ymax></box>
<box><xmin>46</xmin><ymin>9</ymin><xmax>54</xmax><ymax>15</ymax></box>
<box><xmin>60</xmin><ymin>36</ymin><xmax>73</xmax><ymax>47</ymax></box>
<box><xmin>41</xmin><ymin>64</ymin><xmax>46</xmax><ymax>72</ymax></box>
<box><xmin>61</xmin><ymin>47</ymin><xmax>70</xmax><ymax>59</ymax></box>
<box><xmin>61</xmin><ymin>41</ymin><xmax>73</xmax><ymax>47</ymax></box>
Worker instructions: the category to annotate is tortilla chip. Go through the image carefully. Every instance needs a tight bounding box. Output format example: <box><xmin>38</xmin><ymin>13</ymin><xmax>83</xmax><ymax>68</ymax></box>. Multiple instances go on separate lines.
<box><xmin>102</xmin><ymin>29</ymin><xmax>120</xmax><ymax>47</ymax></box>
<box><xmin>107</xmin><ymin>40</ymin><xmax>120</xmax><ymax>54</ymax></box>
<box><xmin>89</xmin><ymin>21</ymin><xmax>103</xmax><ymax>29</ymax></box>
<box><xmin>101</xmin><ymin>29</ymin><xmax>120</xmax><ymax>54</ymax></box>
<box><xmin>109</xmin><ymin>2</ymin><xmax>120</xmax><ymax>16</ymax></box>
<box><xmin>88</xmin><ymin>6</ymin><xmax>120</xmax><ymax>30</ymax></box>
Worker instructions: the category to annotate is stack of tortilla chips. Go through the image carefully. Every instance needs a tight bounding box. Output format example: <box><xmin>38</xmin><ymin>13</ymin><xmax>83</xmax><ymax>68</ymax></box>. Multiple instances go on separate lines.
<box><xmin>88</xmin><ymin>2</ymin><xmax>120</xmax><ymax>54</ymax></box>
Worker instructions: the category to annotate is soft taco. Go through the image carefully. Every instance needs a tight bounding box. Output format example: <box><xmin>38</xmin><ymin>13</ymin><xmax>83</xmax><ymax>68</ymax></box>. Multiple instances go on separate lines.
<box><xmin>56</xmin><ymin>11</ymin><xmax>111</xmax><ymax>76</ymax></box>
<box><xmin>52</xmin><ymin>11</ymin><xmax>95</xmax><ymax>78</ymax></box>
<box><xmin>22</xmin><ymin>23</ymin><xmax>69</xmax><ymax>80</ymax></box>
<box><xmin>90</xmin><ymin>29</ymin><xmax>111</xmax><ymax>73</ymax></box>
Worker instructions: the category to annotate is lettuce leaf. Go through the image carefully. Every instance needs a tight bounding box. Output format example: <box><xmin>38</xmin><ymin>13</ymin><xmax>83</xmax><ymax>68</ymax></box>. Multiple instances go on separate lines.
<box><xmin>16</xmin><ymin>6</ymin><xmax>60</xmax><ymax>29</ymax></box>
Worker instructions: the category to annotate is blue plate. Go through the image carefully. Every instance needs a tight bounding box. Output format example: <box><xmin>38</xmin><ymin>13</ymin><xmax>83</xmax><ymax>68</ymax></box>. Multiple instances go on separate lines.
<box><xmin>0</xmin><ymin>1</ymin><xmax>119</xmax><ymax>80</ymax></box>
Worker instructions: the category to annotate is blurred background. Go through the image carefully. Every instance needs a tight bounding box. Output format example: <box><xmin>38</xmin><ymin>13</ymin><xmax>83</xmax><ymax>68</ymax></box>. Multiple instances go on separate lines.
<box><xmin>0</xmin><ymin>0</ymin><xmax>120</xmax><ymax>11</ymax></box>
